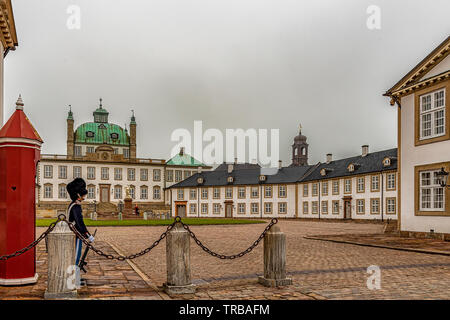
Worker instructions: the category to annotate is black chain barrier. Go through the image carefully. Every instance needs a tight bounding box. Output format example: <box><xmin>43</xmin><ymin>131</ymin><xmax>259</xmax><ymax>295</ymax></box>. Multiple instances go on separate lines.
<box><xmin>0</xmin><ymin>217</ymin><xmax>62</xmax><ymax>261</ymax></box>
<box><xmin>178</xmin><ymin>216</ymin><xmax>278</xmax><ymax>260</ymax></box>
<box><xmin>0</xmin><ymin>215</ymin><xmax>277</xmax><ymax>262</ymax></box>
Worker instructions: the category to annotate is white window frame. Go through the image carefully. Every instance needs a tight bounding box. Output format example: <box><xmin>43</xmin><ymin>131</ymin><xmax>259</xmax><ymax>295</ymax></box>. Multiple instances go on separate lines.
<box><xmin>58</xmin><ymin>166</ymin><xmax>67</xmax><ymax>179</ymax></box>
<box><xmin>153</xmin><ymin>187</ymin><xmax>161</xmax><ymax>199</ymax></box>
<box><xmin>419</xmin><ymin>170</ymin><xmax>445</xmax><ymax>211</ymax></box>
<box><xmin>44</xmin><ymin>165</ymin><xmax>53</xmax><ymax>179</ymax></box>
<box><xmin>73</xmin><ymin>166</ymin><xmax>82</xmax><ymax>179</ymax></box>
<box><xmin>114</xmin><ymin>168</ymin><xmax>122</xmax><ymax>180</ymax></box>
<box><xmin>101</xmin><ymin>167</ymin><xmax>109</xmax><ymax>180</ymax></box>
<box><xmin>387</xmin><ymin>173</ymin><xmax>396</xmax><ymax>190</ymax></box>
<box><xmin>114</xmin><ymin>186</ymin><xmax>122</xmax><ymax>199</ymax></box>
<box><xmin>213</xmin><ymin>203</ymin><xmax>221</xmax><ymax>214</ymax></box>
<box><xmin>140</xmin><ymin>186</ymin><xmax>148</xmax><ymax>199</ymax></box>
<box><xmin>58</xmin><ymin>185</ymin><xmax>67</xmax><ymax>199</ymax></box>
<box><xmin>87</xmin><ymin>186</ymin><xmax>95</xmax><ymax>199</ymax></box>
<box><xmin>419</xmin><ymin>88</ymin><xmax>446</xmax><ymax>140</ymax></box>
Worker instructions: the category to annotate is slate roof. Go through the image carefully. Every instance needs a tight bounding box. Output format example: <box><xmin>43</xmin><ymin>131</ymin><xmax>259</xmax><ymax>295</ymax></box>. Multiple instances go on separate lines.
<box><xmin>214</xmin><ymin>163</ymin><xmax>261</xmax><ymax>171</ymax></box>
<box><xmin>168</xmin><ymin>165</ymin><xmax>315</xmax><ymax>188</ymax></box>
<box><xmin>167</xmin><ymin>148</ymin><xmax>398</xmax><ymax>189</ymax></box>
<box><xmin>301</xmin><ymin>148</ymin><xmax>398</xmax><ymax>182</ymax></box>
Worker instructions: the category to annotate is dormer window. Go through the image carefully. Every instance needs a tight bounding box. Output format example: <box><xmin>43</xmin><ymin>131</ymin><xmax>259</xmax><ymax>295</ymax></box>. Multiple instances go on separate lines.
<box><xmin>259</xmin><ymin>175</ymin><xmax>267</xmax><ymax>182</ymax></box>
<box><xmin>383</xmin><ymin>157</ymin><xmax>391</xmax><ymax>167</ymax></box>
<box><xmin>196</xmin><ymin>177</ymin><xmax>204</xmax><ymax>185</ymax></box>
<box><xmin>348</xmin><ymin>164</ymin><xmax>355</xmax><ymax>172</ymax></box>
<box><xmin>86</xmin><ymin>131</ymin><xmax>95</xmax><ymax>138</ymax></box>
<box><xmin>227</xmin><ymin>176</ymin><xmax>234</xmax><ymax>183</ymax></box>
<box><xmin>98</xmin><ymin>124</ymin><xmax>106</xmax><ymax>130</ymax></box>
<box><xmin>320</xmin><ymin>168</ymin><xmax>327</xmax><ymax>176</ymax></box>
<box><xmin>110</xmin><ymin>133</ymin><xmax>119</xmax><ymax>140</ymax></box>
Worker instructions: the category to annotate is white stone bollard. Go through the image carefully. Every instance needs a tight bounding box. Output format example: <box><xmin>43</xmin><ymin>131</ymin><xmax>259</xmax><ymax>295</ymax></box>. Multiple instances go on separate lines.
<box><xmin>44</xmin><ymin>221</ymin><xmax>77</xmax><ymax>299</ymax></box>
<box><xmin>258</xmin><ymin>225</ymin><xmax>292</xmax><ymax>287</ymax></box>
<box><xmin>118</xmin><ymin>212</ymin><xmax>123</xmax><ymax>221</ymax></box>
<box><xmin>143</xmin><ymin>212</ymin><xmax>148</xmax><ymax>220</ymax></box>
<box><xmin>163</xmin><ymin>221</ymin><xmax>196</xmax><ymax>295</ymax></box>
<box><xmin>92</xmin><ymin>212</ymin><xmax>97</xmax><ymax>221</ymax></box>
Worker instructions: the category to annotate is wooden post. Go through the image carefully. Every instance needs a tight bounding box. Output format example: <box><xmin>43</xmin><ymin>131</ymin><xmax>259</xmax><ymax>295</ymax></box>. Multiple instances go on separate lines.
<box><xmin>258</xmin><ymin>225</ymin><xmax>292</xmax><ymax>287</ymax></box>
<box><xmin>163</xmin><ymin>222</ymin><xmax>195</xmax><ymax>295</ymax></box>
<box><xmin>44</xmin><ymin>221</ymin><xmax>77</xmax><ymax>299</ymax></box>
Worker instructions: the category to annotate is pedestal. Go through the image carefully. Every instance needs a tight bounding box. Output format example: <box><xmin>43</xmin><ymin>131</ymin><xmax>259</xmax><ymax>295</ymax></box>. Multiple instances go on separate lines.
<box><xmin>124</xmin><ymin>198</ymin><xmax>133</xmax><ymax>215</ymax></box>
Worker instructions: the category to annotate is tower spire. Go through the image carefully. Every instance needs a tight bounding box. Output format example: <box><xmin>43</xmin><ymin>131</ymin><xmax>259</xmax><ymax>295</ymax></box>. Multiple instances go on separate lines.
<box><xmin>16</xmin><ymin>94</ymin><xmax>24</xmax><ymax>111</ymax></box>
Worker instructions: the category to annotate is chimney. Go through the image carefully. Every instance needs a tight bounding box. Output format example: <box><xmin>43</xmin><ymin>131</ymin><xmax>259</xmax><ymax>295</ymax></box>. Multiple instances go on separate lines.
<box><xmin>362</xmin><ymin>145</ymin><xmax>369</xmax><ymax>157</ymax></box>
<box><xmin>179</xmin><ymin>147</ymin><xmax>184</xmax><ymax>156</ymax></box>
<box><xmin>197</xmin><ymin>166</ymin><xmax>202</xmax><ymax>174</ymax></box>
<box><xmin>278</xmin><ymin>160</ymin><xmax>282</xmax><ymax>169</ymax></box>
<box><xmin>326</xmin><ymin>153</ymin><xmax>332</xmax><ymax>164</ymax></box>
<box><xmin>227</xmin><ymin>164</ymin><xmax>234</xmax><ymax>174</ymax></box>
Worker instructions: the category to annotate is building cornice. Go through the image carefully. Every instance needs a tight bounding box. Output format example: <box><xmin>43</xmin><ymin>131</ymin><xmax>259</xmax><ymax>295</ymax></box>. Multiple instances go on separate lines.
<box><xmin>0</xmin><ymin>0</ymin><xmax>18</xmax><ymax>54</ymax></box>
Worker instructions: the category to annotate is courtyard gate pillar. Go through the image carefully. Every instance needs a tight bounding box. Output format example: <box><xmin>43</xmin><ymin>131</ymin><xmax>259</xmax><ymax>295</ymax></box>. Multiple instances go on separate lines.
<box><xmin>163</xmin><ymin>221</ymin><xmax>196</xmax><ymax>295</ymax></box>
<box><xmin>258</xmin><ymin>225</ymin><xmax>292</xmax><ymax>287</ymax></box>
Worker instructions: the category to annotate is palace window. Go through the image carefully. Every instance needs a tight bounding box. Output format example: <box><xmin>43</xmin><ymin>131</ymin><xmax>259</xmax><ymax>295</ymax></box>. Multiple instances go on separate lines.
<box><xmin>166</xmin><ymin>170</ymin><xmax>173</xmax><ymax>182</ymax></box>
<box><xmin>110</xmin><ymin>133</ymin><xmax>119</xmax><ymax>140</ymax></box>
<box><xmin>201</xmin><ymin>188</ymin><xmax>208</xmax><ymax>199</ymax></box>
<box><xmin>58</xmin><ymin>166</ymin><xmax>67</xmax><ymax>179</ymax></box>
<box><xmin>322</xmin><ymin>182</ymin><xmax>328</xmax><ymax>196</ymax></box>
<box><xmin>387</xmin><ymin>173</ymin><xmax>396</xmax><ymax>190</ymax></box>
<box><xmin>238</xmin><ymin>203</ymin><xmax>245</xmax><ymax>214</ymax></box>
<box><xmin>303</xmin><ymin>184</ymin><xmax>308</xmax><ymax>197</ymax></box>
<box><xmin>344</xmin><ymin>179</ymin><xmax>352</xmax><ymax>194</ymax></box>
<box><xmin>312</xmin><ymin>201</ymin><xmax>318</xmax><ymax>214</ymax></box>
<box><xmin>213</xmin><ymin>188</ymin><xmax>220</xmax><ymax>199</ymax></box>
<box><xmin>175</xmin><ymin>170</ymin><xmax>182</xmax><ymax>182</ymax></box>
<box><xmin>278</xmin><ymin>185</ymin><xmax>287</xmax><ymax>198</ymax></box>
<box><xmin>201</xmin><ymin>203</ymin><xmax>208</xmax><ymax>215</ymax></box>
<box><xmin>153</xmin><ymin>169</ymin><xmax>161</xmax><ymax>181</ymax></box>
<box><xmin>238</xmin><ymin>187</ymin><xmax>246</xmax><ymax>199</ymax></box>
<box><xmin>44</xmin><ymin>165</ymin><xmax>53</xmax><ymax>179</ymax></box>
<box><xmin>86</xmin><ymin>131</ymin><xmax>95</xmax><ymax>138</ymax></box>
<box><xmin>86</xmin><ymin>146</ymin><xmax>94</xmax><ymax>154</ymax></box>
<box><xmin>420</xmin><ymin>88</ymin><xmax>446</xmax><ymax>140</ymax></box>
<box><xmin>58</xmin><ymin>184</ymin><xmax>67</xmax><ymax>199</ymax></box>
<box><xmin>114</xmin><ymin>186</ymin><xmax>122</xmax><ymax>199</ymax></box>
<box><xmin>140</xmin><ymin>186</ymin><xmax>148</xmax><ymax>200</ymax></box>
<box><xmin>251</xmin><ymin>203</ymin><xmax>259</xmax><ymax>214</ymax></box>
<box><xmin>123</xmin><ymin>149</ymin><xmax>130</xmax><ymax>159</ymax></box>
<box><xmin>127</xmin><ymin>168</ymin><xmax>135</xmax><ymax>181</ymax></box>
<box><xmin>177</xmin><ymin>189</ymin><xmax>184</xmax><ymax>200</ymax></box>
<box><xmin>87</xmin><ymin>185</ymin><xmax>95</xmax><ymax>199</ymax></box>
<box><xmin>357</xmin><ymin>199</ymin><xmax>365</xmax><ymax>214</ymax></box>
<box><xmin>73</xmin><ymin>166</ymin><xmax>82</xmax><ymax>179</ymax></box>
<box><xmin>113</xmin><ymin>148</ymin><xmax>119</xmax><ymax>155</ymax></box>
<box><xmin>44</xmin><ymin>184</ymin><xmax>53</xmax><ymax>198</ymax></box>
<box><xmin>371</xmin><ymin>198</ymin><xmax>380</xmax><ymax>214</ymax></box>
<box><xmin>140</xmin><ymin>169</ymin><xmax>148</xmax><ymax>181</ymax></box>
<box><xmin>153</xmin><ymin>186</ymin><xmax>161</xmax><ymax>200</ymax></box>
<box><xmin>386</xmin><ymin>198</ymin><xmax>396</xmax><ymax>214</ymax></box>
<box><xmin>332</xmin><ymin>200</ymin><xmax>339</xmax><ymax>214</ymax></box>
<box><xmin>101</xmin><ymin>167</ymin><xmax>109</xmax><ymax>180</ymax></box>
<box><xmin>184</xmin><ymin>171</ymin><xmax>191</xmax><ymax>179</ymax></box>
<box><xmin>213</xmin><ymin>203</ymin><xmax>221</xmax><ymax>214</ymax></box>
<box><xmin>114</xmin><ymin>168</ymin><xmax>122</xmax><ymax>180</ymax></box>
<box><xmin>420</xmin><ymin>171</ymin><xmax>444</xmax><ymax>211</ymax></box>
<box><xmin>357</xmin><ymin>177</ymin><xmax>365</xmax><ymax>193</ymax></box>
<box><xmin>264</xmin><ymin>202</ymin><xmax>273</xmax><ymax>214</ymax></box>
<box><xmin>188</xmin><ymin>189</ymin><xmax>196</xmax><ymax>200</ymax></box>
<box><xmin>312</xmin><ymin>183</ymin><xmax>318</xmax><ymax>196</ymax></box>
<box><xmin>303</xmin><ymin>202</ymin><xmax>309</xmax><ymax>214</ymax></box>
<box><xmin>251</xmin><ymin>187</ymin><xmax>259</xmax><ymax>198</ymax></box>
<box><xmin>371</xmin><ymin>175</ymin><xmax>380</xmax><ymax>192</ymax></box>
<box><xmin>278</xmin><ymin>202</ymin><xmax>287</xmax><ymax>214</ymax></box>
<box><xmin>87</xmin><ymin>167</ymin><xmax>95</xmax><ymax>180</ymax></box>
<box><xmin>75</xmin><ymin>146</ymin><xmax>82</xmax><ymax>157</ymax></box>
<box><xmin>332</xmin><ymin>180</ymin><xmax>339</xmax><ymax>195</ymax></box>
<box><xmin>190</xmin><ymin>204</ymin><xmax>197</xmax><ymax>214</ymax></box>
<box><xmin>321</xmin><ymin>201</ymin><xmax>328</xmax><ymax>214</ymax></box>
<box><xmin>264</xmin><ymin>186</ymin><xmax>272</xmax><ymax>198</ymax></box>
<box><xmin>225</xmin><ymin>187</ymin><xmax>233</xmax><ymax>199</ymax></box>
<box><xmin>129</xmin><ymin>186</ymin><xmax>136</xmax><ymax>199</ymax></box>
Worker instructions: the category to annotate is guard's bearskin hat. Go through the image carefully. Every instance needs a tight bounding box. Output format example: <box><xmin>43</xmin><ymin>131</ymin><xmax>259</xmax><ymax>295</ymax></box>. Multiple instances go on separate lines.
<box><xmin>66</xmin><ymin>178</ymin><xmax>88</xmax><ymax>201</ymax></box>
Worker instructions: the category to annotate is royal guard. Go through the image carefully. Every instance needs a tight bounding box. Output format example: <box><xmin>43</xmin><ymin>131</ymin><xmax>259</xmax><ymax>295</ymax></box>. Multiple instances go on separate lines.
<box><xmin>0</xmin><ymin>95</ymin><xmax>43</xmax><ymax>285</ymax></box>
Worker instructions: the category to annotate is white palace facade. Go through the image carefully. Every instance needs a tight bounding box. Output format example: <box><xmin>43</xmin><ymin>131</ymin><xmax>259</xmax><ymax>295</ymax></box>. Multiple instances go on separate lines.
<box><xmin>168</xmin><ymin>127</ymin><xmax>398</xmax><ymax>221</ymax></box>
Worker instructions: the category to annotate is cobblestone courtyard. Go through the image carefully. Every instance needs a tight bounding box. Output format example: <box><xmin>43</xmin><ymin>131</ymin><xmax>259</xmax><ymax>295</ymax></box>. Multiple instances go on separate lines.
<box><xmin>96</xmin><ymin>220</ymin><xmax>450</xmax><ymax>300</ymax></box>
<box><xmin>2</xmin><ymin>219</ymin><xmax>450</xmax><ymax>300</ymax></box>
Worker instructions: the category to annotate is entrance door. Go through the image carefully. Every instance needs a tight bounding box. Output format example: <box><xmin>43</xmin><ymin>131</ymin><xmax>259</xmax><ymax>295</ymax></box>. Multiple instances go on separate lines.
<box><xmin>344</xmin><ymin>201</ymin><xmax>352</xmax><ymax>219</ymax></box>
<box><xmin>225</xmin><ymin>204</ymin><xmax>233</xmax><ymax>218</ymax></box>
<box><xmin>100</xmin><ymin>185</ymin><xmax>110</xmax><ymax>203</ymax></box>
<box><xmin>177</xmin><ymin>205</ymin><xmax>186</xmax><ymax>217</ymax></box>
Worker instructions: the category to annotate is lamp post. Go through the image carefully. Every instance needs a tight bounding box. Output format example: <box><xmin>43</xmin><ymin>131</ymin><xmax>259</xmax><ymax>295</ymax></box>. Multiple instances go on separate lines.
<box><xmin>93</xmin><ymin>200</ymin><xmax>97</xmax><ymax>213</ymax></box>
<box><xmin>118</xmin><ymin>200</ymin><xmax>123</xmax><ymax>213</ymax></box>
<box><xmin>436</xmin><ymin>167</ymin><xmax>449</xmax><ymax>188</ymax></box>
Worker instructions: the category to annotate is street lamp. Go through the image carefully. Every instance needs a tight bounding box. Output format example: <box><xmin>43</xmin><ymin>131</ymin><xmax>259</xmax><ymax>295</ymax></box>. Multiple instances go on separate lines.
<box><xmin>436</xmin><ymin>167</ymin><xmax>449</xmax><ymax>187</ymax></box>
<box><xmin>93</xmin><ymin>200</ymin><xmax>97</xmax><ymax>212</ymax></box>
<box><xmin>118</xmin><ymin>200</ymin><xmax>123</xmax><ymax>213</ymax></box>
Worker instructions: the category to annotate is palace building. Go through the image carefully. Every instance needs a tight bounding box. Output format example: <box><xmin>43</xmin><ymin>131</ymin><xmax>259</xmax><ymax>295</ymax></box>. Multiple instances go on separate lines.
<box><xmin>384</xmin><ymin>35</ymin><xmax>450</xmax><ymax>238</ymax></box>
<box><xmin>168</xmin><ymin>128</ymin><xmax>398</xmax><ymax>221</ymax></box>
<box><xmin>36</xmin><ymin>100</ymin><xmax>210</xmax><ymax>218</ymax></box>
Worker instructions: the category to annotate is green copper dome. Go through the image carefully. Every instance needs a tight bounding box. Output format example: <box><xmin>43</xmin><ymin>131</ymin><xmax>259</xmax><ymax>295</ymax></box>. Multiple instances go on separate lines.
<box><xmin>75</xmin><ymin>122</ymin><xmax>129</xmax><ymax>146</ymax></box>
<box><xmin>166</xmin><ymin>151</ymin><xmax>206</xmax><ymax>167</ymax></box>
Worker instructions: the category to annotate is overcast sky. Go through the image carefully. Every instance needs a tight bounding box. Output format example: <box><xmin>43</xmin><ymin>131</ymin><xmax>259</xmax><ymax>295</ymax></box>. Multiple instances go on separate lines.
<box><xmin>3</xmin><ymin>0</ymin><xmax>450</xmax><ymax>166</ymax></box>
